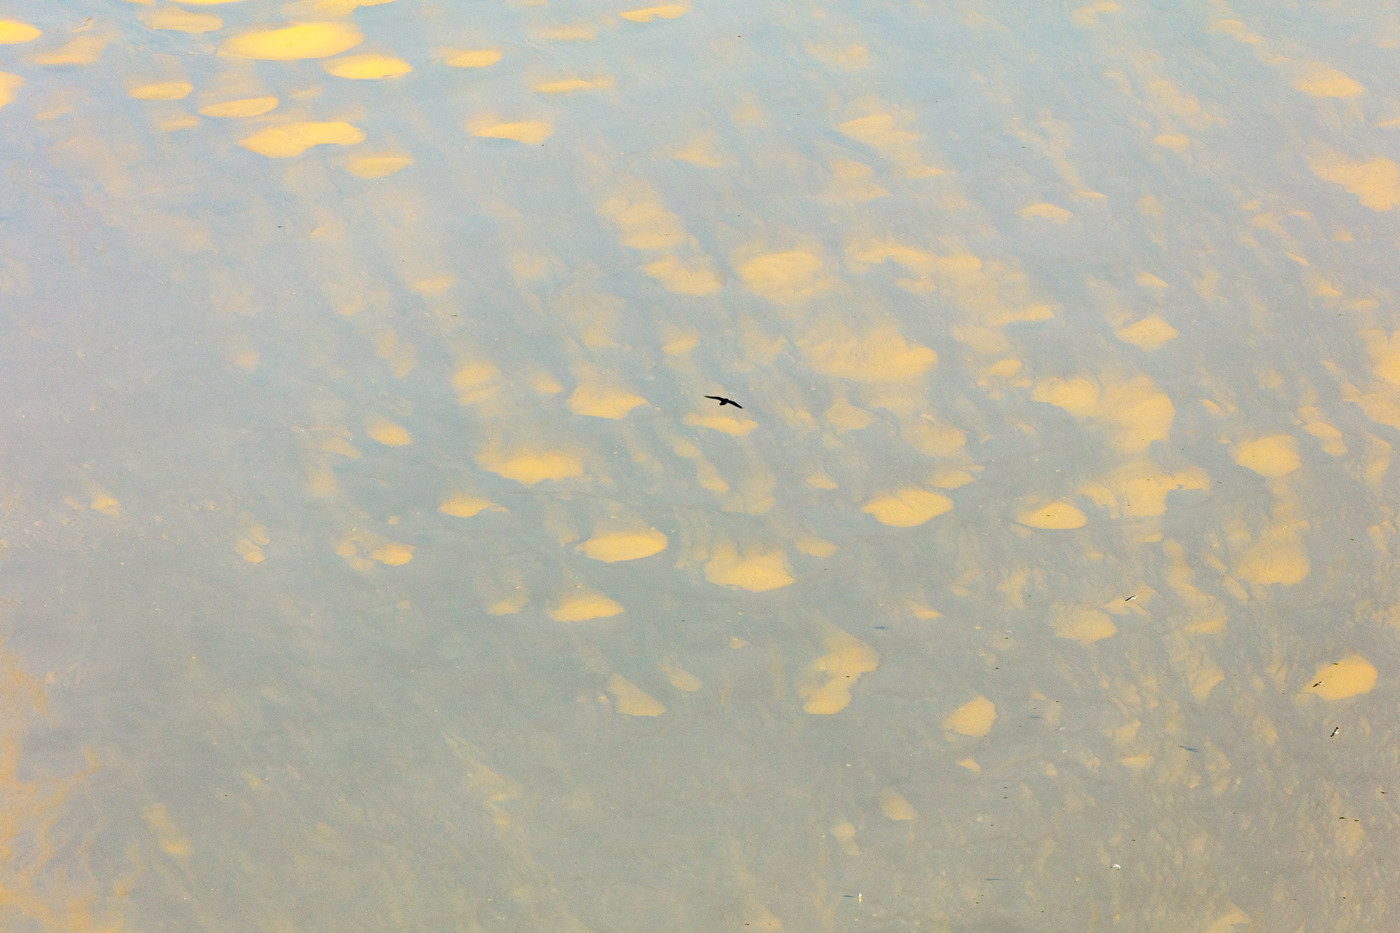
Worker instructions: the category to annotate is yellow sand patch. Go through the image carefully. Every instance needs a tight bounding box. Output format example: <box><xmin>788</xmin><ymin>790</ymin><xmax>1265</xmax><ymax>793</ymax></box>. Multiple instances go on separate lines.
<box><xmin>1078</xmin><ymin>461</ymin><xmax>1209</xmax><ymax>519</ymax></box>
<box><xmin>370</xmin><ymin>543</ymin><xmax>414</xmax><ymax>566</ymax></box>
<box><xmin>903</xmin><ymin>419</ymin><xmax>966</xmax><ymax>457</ymax></box>
<box><xmin>531</xmin><ymin>373</ymin><xmax>563</xmax><ymax>394</ymax></box>
<box><xmin>807</xmin><ymin>42</ymin><xmax>869</xmax><ymax>69</ymax></box>
<box><xmin>0</xmin><ymin>73</ymin><xmax>22</xmax><ymax>110</ymax></box>
<box><xmin>143</xmin><ymin>804</ymin><xmax>191</xmax><ymax>859</ymax></box>
<box><xmin>240</xmin><ymin>121</ymin><xmax>365</xmax><ymax>157</ymax></box>
<box><xmin>929</xmin><ymin>250</ymin><xmax>985</xmax><ymax>275</ymax></box>
<box><xmin>905</xmin><ymin>602</ymin><xmax>941</xmax><ymax>621</ymax></box>
<box><xmin>0</xmin><ymin>20</ymin><xmax>41</xmax><ymax>43</ymax></box>
<box><xmin>1032</xmin><ymin>376</ymin><xmax>1098</xmax><ymax>415</ymax></box>
<box><xmin>236</xmin><ymin>523</ymin><xmax>270</xmax><ymax>563</ymax></box>
<box><xmin>673</xmin><ymin>134</ymin><xmax>728</xmax><ymax>168</ymax></box>
<box><xmin>346</xmin><ymin>154</ymin><xmax>412</xmax><ymax>178</ymax></box>
<box><xmin>1115</xmin><ymin>316</ymin><xmax>1177</xmax><ymax>349</ymax></box>
<box><xmin>1235</xmin><ymin>524</ymin><xmax>1309</xmax><ymax>586</ymax></box>
<box><xmin>1232</xmin><ymin>435</ymin><xmax>1300</xmax><ymax>477</ymax></box>
<box><xmin>452</xmin><ymin>360</ymin><xmax>499</xmax><ymax>404</ymax></box>
<box><xmin>830</xmin><ymin>821</ymin><xmax>858</xmax><ymax>853</ymax></box>
<box><xmin>579</xmin><ymin>530</ymin><xmax>667</xmax><ymax>562</ymax></box>
<box><xmin>1292</xmin><ymin>63</ymin><xmax>1364</xmax><ymax>98</ymax></box>
<box><xmin>944</xmin><ymin>695</ymin><xmax>996</xmax><ymax>737</ymax></box>
<box><xmin>1308</xmin><ymin>151</ymin><xmax>1400</xmax><ymax>211</ymax></box>
<box><xmin>660</xmin><ymin>332</ymin><xmax>701</xmax><ymax>357</ymax></box>
<box><xmin>862</xmin><ymin>488</ymin><xmax>953</xmax><ymax>527</ymax></box>
<box><xmin>1302</xmin><ymin>419</ymin><xmax>1346</xmax><ymax>456</ymax></box>
<box><xmin>477</xmin><ymin>444</ymin><xmax>584</xmax><ymax>485</ymax></box>
<box><xmin>683</xmin><ymin>412</ymin><xmax>757</xmax><ymax>436</ymax></box>
<box><xmin>796</xmin><ymin>536</ymin><xmax>838</xmax><ymax>557</ymax></box>
<box><xmin>337</xmin><ymin>531</ymin><xmax>415</xmax><ymax>570</ymax></box>
<box><xmin>1053</xmin><ymin>608</ymin><xmax>1117</xmax><ymax>645</ymax></box>
<box><xmin>1106</xmin><ymin>378</ymin><xmax>1174</xmax><ymax>451</ymax></box>
<box><xmin>144</xmin><ymin>8</ymin><xmax>222</xmax><ymax>32</ymax></box>
<box><xmin>825</xmin><ymin>157</ymin><xmax>888</xmax><ymax>201</ymax></box>
<box><xmin>130</xmin><ymin>82</ymin><xmax>192</xmax><ymax>101</ymax></box>
<box><xmin>1186</xmin><ymin>658</ymin><xmax>1225</xmax><ymax>701</ymax></box>
<box><xmin>232</xmin><ymin>347</ymin><xmax>259</xmax><ymax>371</ymax></box>
<box><xmin>378</xmin><ymin>330</ymin><xmax>415</xmax><ymax>374</ymax></box>
<box><xmin>1033</xmin><ymin>374</ymin><xmax>1174</xmax><ymax>453</ymax></box>
<box><xmin>804</xmin><ymin>327</ymin><xmax>936</xmax><ymax>381</ymax></box>
<box><xmin>838</xmin><ymin>112</ymin><xmax>918</xmax><ymax>151</ymax></box>
<box><xmin>1209</xmin><ymin>19</ymin><xmax>1263</xmax><ymax>43</ymax></box>
<box><xmin>199</xmin><ymin>96</ymin><xmax>278</xmax><ymax>117</ymax></box>
<box><xmin>412</xmin><ymin>275</ymin><xmax>454</xmax><ymax>296</ymax></box>
<box><xmin>737</xmin><ymin>250</ymin><xmax>830</xmax><ymax>303</ymax></box>
<box><xmin>932</xmin><ymin>469</ymin><xmax>978</xmax><ymax>489</ymax></box>
<box><xmin>799</xmin><ymin>629</ymin><xmax>879</xmax><ymax>714</ymax></box>
<box><xmin>660</xmin><ymin>656</ymin><xmax>702</xmax><ymax>692</ymax></box>
<box><xmin>487</xmin><ymin>593</ymin><xmax>527</xmax><ymax>615</ymax></box>
<box><xmin>1072</xmin><ymin>2</ymin><xmax>1120</xmax><ymax>26</ymax></box>
<box><xmin>600</xmin><ymin>194</ymin><xmax>686</xmax><ymax>250</ymax></box>
<box><xmin>316</xmin><ymin>431</ymin><xmax>361</xmax><ymax>459</ymax></box>
<box><xmin>438</xmin><ymin>495</ymin><xmax>501</xmax><ymax>518</ymax></box>
<box><xmin>826</xmin><ymin>396</ymin><xmax>874</xmax><ymax>431</ymax></box>
<box><xmin>442</xmin><ymin>48</ymin><xmax>501</xmax><ymax>68</ymax></box>
<box><xmin>704</xmin><ymin>544</ymin><xmax>793</xmax><ymax>592</ymax></box>
<box><xmin>89</xmin><ymin>491</ymin><xmax>123</xmax><ymax>517</ymax></box>
<box><xmin>879</xmin><ymin>789</ymin><xmax>918</xmax><ymax>821</ymax></box>
<box><xmin>324</xmin><ymin>54</ymin><xmax>412</xmax><ymax>79</ymax></box>
<box><xmin>34</xmin><ymin>36</ymin><xmax>107</xmax><ymax>65</ymax></box>
<box><xmin>536</xmin><ymin>24</ymin><xmax>598</xmax><ymax>41</ymax></box>
<box><xmin>607</xmin><ymin>674</ymin><xmax>666</xmax><ymax>716</ymax></box>
<box><xmin>160</xmin><ymin>113</ymin><xmax>200</xmax><ymax>132</ymax></box>
<box><xmin>305</xmin><ymin>464</ymin><xmax>337</xmax><ymax>498</ymax></box>
<box><xmin>438</xmin><ymin>495</ymin><xmax>505</xmax><ymax>521</ymax></box>
<box><xmin>1304</xmin><ymin>655</ymin><xmax>1377</xmax><ymax>700</ymax></box>
<box><xmin>313</xmin><ymin>0</ymin><xmax>399</xmax><ymax>12</ymax></box>
<box><xmin>567</xmin><ymin>383</ymin><xmax>648</xmax><ymax>418</ymax></box>
<box><xmin>221</xmin><ymin>22</ymin><xmax>363</xmax><ymax>60</ymax></box>
<box><xmin>1019</xmin><ymin>202</ymin><xmax>1073</xmax><ymax>222</ymax></box>
<box><xmin>535</xmin><ymin>77</ymin><xmax>612</xmax><ymax>94</ymax></box>
<box><xmin>1361</xmin><ymin>329</ymin><xmax>1400</xmax><ymax>384</ymax></box>
<box><xmin>620</xmin><ymin>4</ymin><xmax>688</xmax><ymax>21</ymax></box>
<box><xmin>471</xmin><ymin>121</ymin><xmax>553</xmax><ymax>144</ymax></box>
<box><xmin>643</xmin><ymin>255</ymin><xmax>721</xmax><ymax>295</ymax></box>
<box><xmin>366</xmin><ymin>417</ymin><xmax>411</xmax><ymax>447</ymax></box>
<box><xmin>1346</xmin><ymin>388</ymin><xmax>1400</xmax><ymax>432</ymax></box>
<box><xmin>1017</xmin><ymin>502</ymin><xmax>1087</xmax><ymax>529</ymax></box>
<box><xmin>549</xmin><ymin>590</ymin><xmax>624</xmax><ymax>622</ymax></box>
<box><xmin>848</xmin><ymin>241</ymin><xmax>977</xmax><ymax>278</ymax></box>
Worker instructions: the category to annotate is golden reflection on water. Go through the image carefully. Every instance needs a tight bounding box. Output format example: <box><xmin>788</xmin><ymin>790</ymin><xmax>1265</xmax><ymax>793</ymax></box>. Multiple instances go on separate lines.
<box><xmin>2</xmin><ymin>0</ymin><xmax>1399</xmax><ymax>929</ymax></box>
<box><xmin>0</xmin><ymin>647</ymin><xmax>113</xmax><ymax>931</ymax></box>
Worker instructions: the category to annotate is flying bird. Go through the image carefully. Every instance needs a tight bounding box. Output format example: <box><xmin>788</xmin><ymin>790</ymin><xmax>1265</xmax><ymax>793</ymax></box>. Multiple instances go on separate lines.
<box><xmin>705</xmin><ymin>395</ymin><xmax>743</xmax><ymax>409</ymax></box>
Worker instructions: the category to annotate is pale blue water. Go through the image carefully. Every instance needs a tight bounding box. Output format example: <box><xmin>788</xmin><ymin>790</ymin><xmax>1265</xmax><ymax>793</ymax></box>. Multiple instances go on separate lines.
<box><xmin>1</xmin><ymin>2</ymin><xmax>1397</xmax><ymax>930</ymax></box>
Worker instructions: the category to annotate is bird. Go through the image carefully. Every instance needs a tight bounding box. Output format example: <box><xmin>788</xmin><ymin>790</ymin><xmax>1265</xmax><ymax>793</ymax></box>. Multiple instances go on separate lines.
<box><xmin>705</xmin><ymin>395</ymin><xmax>743</xmax><ymax>409</ymax></box>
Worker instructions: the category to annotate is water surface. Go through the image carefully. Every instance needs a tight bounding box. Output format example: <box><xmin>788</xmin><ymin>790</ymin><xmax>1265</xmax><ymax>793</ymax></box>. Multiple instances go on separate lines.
<box><xmin>1</xmin><ymin>1</ymin><xmax>1398</xmax><ymax>930</ymax></box>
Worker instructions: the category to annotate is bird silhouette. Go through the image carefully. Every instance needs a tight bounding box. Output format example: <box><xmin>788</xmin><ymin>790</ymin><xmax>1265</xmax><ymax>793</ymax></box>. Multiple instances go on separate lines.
<box><xmin>705</xmin><ymin>395</ymin><xmax>743</xmax><ymax>409</ymax></box>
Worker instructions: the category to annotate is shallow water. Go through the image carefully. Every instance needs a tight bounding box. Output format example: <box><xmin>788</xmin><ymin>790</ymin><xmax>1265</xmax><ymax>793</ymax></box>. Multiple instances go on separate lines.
<box><xmin>1</xmin><ymin>1</ymin><xmax>1398</xmax><ymax>930</ymax></box>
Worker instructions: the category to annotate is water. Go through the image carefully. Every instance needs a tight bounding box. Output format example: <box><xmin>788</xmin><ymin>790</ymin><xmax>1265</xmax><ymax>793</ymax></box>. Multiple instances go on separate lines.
<box><xmin>1</xmin><ymin>1</ymin><xmax>1397</xmax><ymax>930</ymax></box>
